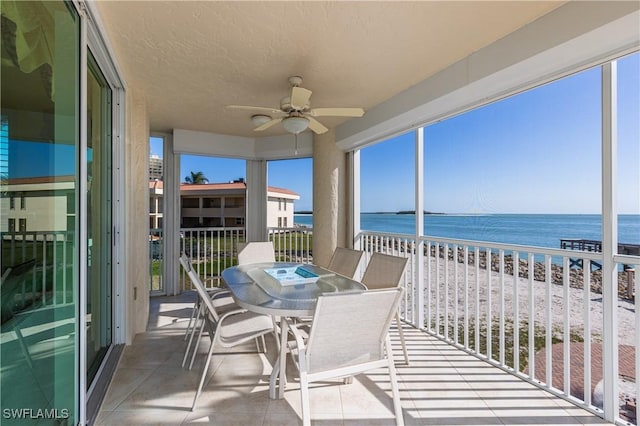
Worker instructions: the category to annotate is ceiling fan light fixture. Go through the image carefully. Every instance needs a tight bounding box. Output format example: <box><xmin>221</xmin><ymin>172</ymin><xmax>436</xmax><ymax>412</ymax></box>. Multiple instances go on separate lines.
<box><xmin>282</xmin><ymin>116</ymin><xmax>309</xmax><ymax>134</ymax></box>
<box><xmin>251</xmin><ymin>114</ymin><xmax>272</xmax><ymax>126</ymax></box>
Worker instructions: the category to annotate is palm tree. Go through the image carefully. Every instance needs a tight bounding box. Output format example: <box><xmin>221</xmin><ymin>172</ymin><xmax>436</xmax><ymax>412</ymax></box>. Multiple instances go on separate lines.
<box><xmin>184</xmin><ymin>171</ymin><xmax>209</xmax><ymax>184</ymax></box>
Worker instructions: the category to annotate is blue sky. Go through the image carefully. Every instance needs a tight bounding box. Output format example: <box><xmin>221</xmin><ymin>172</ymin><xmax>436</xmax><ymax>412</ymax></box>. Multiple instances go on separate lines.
<box><xmin>158</xmin><ymin>52</ymin><xmax>639</xmax><ymax>214</ymax></box>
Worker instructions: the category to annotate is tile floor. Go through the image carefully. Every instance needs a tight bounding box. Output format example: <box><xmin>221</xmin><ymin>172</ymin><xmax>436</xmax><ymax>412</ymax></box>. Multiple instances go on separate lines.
<box><xmin>95</xmin><ymin>292</ymin><xmax>610</xmax><ymax>425</ymax></box>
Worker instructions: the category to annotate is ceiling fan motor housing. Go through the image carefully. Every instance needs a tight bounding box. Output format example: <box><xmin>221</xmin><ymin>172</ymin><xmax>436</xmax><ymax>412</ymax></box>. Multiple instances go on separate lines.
<box><xmin>280</xmin><ymin>96</ymin><xmax>309</xmax><ymax>113</ymax></box>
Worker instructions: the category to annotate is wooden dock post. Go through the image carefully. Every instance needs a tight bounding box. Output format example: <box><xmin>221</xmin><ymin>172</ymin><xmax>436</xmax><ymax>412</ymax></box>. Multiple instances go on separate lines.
<box><xmin>624</xmin><ymin>266</ymin><xmax>635</xmax><ymax>299</ymax></box>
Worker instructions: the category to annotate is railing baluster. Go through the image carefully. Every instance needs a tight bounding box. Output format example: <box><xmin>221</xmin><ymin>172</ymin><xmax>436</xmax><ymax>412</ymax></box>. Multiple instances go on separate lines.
<box><xmin>435</xmin><ymin>243</ymin><xmax>440</xmax><ymax>335</ymax></box>
<box><xmin>528</xmin><ymin>252</ymin><xmax>535</xmax><ymax>381</ymax></box>
<box><xmin>454</xmin><ymin>244</ymin><xmax>459</xmax><ymax>345</ymax></box>
<box><xmin>513</xmin><ymin>251</ymin><xmax>520</xmax><ymax>373</ymax></box>
<box><xmin>486</xmin><ymin>247</ymin><xmax>492</xmax><ymax>361</ymax></box>
<box><xmin>475</xmin><ymin>247</ymin><xmax>480</xmax><ymax>354</ymax></box>
<box><xmin>53</xmin><ymin>233</ymin><xmax>58</xmax><ymax>305</ymax></box>
<box><xmin>444</xmin><ymin>243</ymin><xmax>449</xmax><ymax>340</ymax></box>
<box><xmin>464</xmin><ymin>246</ymin><xmax>469</xmax><ymax>350</ymax></box>
<box><xmin>425</xmin><ymin>240</ymin><xmax>432</xmax><ymax>332</ymax></box>
<box><xmin>545</xmin><ymin>254</ymin><xmax>552</xmax><ymax>388</ymax></box>
<box><xmin>42</xmin><ymin>235</ymin><xmax>47</xmax><ymax>306</ymax></box>
<box><xmin>63</xmin><ymin>232</ymin><xmax>68</xmax><ymax>304</ymax></box>
<box><xmin>563</xmin><ymin>256</ymin><xmax>571</xmax><ymax>396</ymax></box>
<box><xmin>499</xmin><ymin>249</ymin><xmax>505</xmax><ymax>366</ymax></box>
<box><xmin>584</xmin><ymin>260</ymin><xmax>592</xmax><ymax>407</ymax></box>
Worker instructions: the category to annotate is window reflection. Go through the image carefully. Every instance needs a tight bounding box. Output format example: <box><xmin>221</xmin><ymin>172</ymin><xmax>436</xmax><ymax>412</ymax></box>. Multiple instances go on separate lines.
<box><xmin>1</xmin><ymin>1</ymin><xmax>80</xmax><ymax>423</ymax></box>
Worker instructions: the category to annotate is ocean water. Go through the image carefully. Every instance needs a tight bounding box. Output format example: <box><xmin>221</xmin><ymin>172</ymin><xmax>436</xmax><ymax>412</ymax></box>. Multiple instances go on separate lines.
<box><xmin>294</xmin><ymin>213</ymin><xmax>640</xmax><ymax>250</ymax></box>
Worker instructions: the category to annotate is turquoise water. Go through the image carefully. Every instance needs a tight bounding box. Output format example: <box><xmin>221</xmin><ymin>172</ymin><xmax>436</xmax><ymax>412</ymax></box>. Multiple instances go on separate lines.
<box><xmin>294</xmin><ymin>213</ymin><xmax>640</xmax><ymax>249</ymax></box>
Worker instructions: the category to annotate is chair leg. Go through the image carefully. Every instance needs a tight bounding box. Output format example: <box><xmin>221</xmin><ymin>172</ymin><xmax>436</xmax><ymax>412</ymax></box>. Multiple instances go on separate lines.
<box><xmin>269</xmin><ymin>360</ymin><xmax>280</xmax><ymax>400</ymax></box>
<box><xmin>395</xmin><ymin>312</ymin><xmax>409</xmax><ymax>365</ymax></box>
<box><xmin>184</xmin><ymin>299</ymin><xmax>199</xmax><ymax>341</ymax></box>
<box><xmin>386</xmin><ymin>338</ymin><xmax>405</xmax><ymax>426</ymax></box>
<box><xmin>192</xmin><ymin>330</ymin><xmax>218</xmax><ymax>411</ymax></box>
<box><xmin>182</xmin><ymin>303</ymin><xmax>204</xmax><ymax>368</ymax></box>
<box><xmin>300</xmin><ymin>372</ymin><xmax>311</xmax><ymax>426</ymax></box>
<box><xmin>189</xmin><ymin>317</ymin><xmax>207</xmax><ymax>370</ymax></box>
<box><xmin>277</xmin><ymin>320</ymin><xmax>289</xmax><ymax>399</ymax></box>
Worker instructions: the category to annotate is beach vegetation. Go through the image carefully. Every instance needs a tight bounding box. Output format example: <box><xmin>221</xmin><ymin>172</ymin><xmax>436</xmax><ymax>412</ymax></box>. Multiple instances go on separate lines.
<box><xmin>430</xmin><ymin>316</ymin><xmax>585</xmax><ymax>370</ymax></box>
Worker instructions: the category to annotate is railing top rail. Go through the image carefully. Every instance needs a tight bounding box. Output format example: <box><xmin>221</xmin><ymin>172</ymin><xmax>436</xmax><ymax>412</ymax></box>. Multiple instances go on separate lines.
<box><xmin>614</xmin><ymin>254</ymin><xmax>640</xmax><ymax>265</ymax></box>
<box><xmin>355</xmin><ymin>230</ymin><xmax>419</xmax><ymax>240</ymax></box>
<box><xmin>181</xmin><ymin>227</ymin><xmax>245</xmax><ymax>232</ymax></box>
<box><xmin>356</xmin><ymin>230</ymin><xmax>605</xmax><ymax>260</ymax></box>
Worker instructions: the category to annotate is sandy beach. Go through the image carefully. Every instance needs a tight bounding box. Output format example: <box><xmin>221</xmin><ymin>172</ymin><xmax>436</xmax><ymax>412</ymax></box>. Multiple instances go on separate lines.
<box><xmin>422</xmin><ymin>255</ymin><xmax>636</xmax><ymax>346</ymax></box>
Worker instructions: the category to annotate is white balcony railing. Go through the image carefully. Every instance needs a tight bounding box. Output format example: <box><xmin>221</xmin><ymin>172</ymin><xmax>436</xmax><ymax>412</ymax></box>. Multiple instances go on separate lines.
<box><xmin>1</xmin><ymin>231</ymin><xmax>75</xmax><ymax>309</ymax></box>
<box><xmin>178</xmin><ymin>227</ymin><xmax>245</xmax><ymax>291</ymax></box>
<box><xmin>151</xmin><ymin>226</ymin><xmax>314</xmax><ymax>292</ymax></box>
<box><xmin>356</xmin><ymin>230</ymin><xmax>639</xmax><ymax>425</ymax></box>
<box><xmin>268</xmin><ymin>226</ymin><xmax>313</xmax><ymax>263</ymax></box>
<box><xmin>146</xmin><ymin>224</ymin><xmax>638</xmax><ymax>423</ymax></box>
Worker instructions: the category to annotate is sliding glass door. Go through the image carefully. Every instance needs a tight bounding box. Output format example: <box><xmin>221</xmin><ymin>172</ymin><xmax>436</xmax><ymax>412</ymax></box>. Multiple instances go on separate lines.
<box><xmin>86</xmin><ymin>53</ymin><xmax>113</xmax><ymax>385</ymax></box>
<box><xmin>1</xmin><ymin>1</ymin><xmax>80</xmax><ymax>423</ymax></box>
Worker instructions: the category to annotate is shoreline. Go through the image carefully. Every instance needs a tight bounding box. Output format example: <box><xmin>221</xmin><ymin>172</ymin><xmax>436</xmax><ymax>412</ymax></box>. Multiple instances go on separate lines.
<box><xmin>430</xmin><ymin>245</ymin><xmax>635</xmax><ymax>300</ymax></box>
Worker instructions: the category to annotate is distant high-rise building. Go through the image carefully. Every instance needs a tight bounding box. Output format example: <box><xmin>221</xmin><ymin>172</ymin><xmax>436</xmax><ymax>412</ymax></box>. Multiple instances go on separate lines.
<box><xmin>149</xmin><ymin>154</ymin><xmax>163</xmax><ymax>180</ymax></box>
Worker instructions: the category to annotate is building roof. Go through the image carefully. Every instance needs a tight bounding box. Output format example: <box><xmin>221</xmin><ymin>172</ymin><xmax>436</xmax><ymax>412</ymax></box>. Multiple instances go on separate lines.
<box><xmin>6</xmin><ymin>175</ymin><xmax>75</xmax><ymax>185</ymax></box>
<box><xmin>148</xmin><ymin>180</ymin><xmax>299</xmax><ymax>198</ymax></box>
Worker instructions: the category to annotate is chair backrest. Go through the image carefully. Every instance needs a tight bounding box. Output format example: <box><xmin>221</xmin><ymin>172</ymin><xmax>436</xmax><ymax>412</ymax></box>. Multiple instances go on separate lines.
<box><xmin>237</xmin><ymin>241</ymin><xmax>276</xmax><ymax>265</ymax></box>
<box><xmin>179</xmin><ymin>254</ymin><xmax>220</xmax><ymax>322</ymax></box>
<box><xmin>361</xmin><ymin>252</ymin><xmax>409</xmax><ymax>290</ymax></box>
<box><xmin>305</xmin><ymin>287</ymin><xmax>403</xmax><ymax>374</ymax></box>
<box><xmin>326</xmin><ymin>247</ymin><xmax>364</xmax><ymax>279</ymax></box>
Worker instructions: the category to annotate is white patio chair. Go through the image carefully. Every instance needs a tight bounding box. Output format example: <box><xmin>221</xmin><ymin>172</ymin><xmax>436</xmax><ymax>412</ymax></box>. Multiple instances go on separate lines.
<box><xmin>237</xmin><ymin>241</ymin><xmax>276</xmax><ymax>264</ymax></box>
<box><xmin>179</xmin><ymin>254</ymin><xmax>278</xmax><ymax>411</ymax></box>
<box><xmin>361</xmin><ymin>252</ymin><xmax>410</xmax><ymax>364</ymax></box>
<box><xmin>326</xmin><ymin>247</ymin><xmax>364</xmax><ymax>279</ymax></box>
<box><xmin>180</xmin><ymin>256</ymin><xmax>238</xmax><ymax>369</ymax></box>
<box><xmin>279</xmin><ymin>288</ymin><xmax>405</xmax><ymax>426</ymax></box>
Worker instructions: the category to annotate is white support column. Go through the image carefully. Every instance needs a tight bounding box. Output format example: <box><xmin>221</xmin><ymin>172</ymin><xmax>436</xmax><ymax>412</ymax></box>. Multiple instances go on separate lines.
<box><xmin>415</xmin><ymin>128</ymin><xmax>425</xmax><ymax>329</ymax></box>
<box><xmin>348</xmin><ymin>150</ymin><xmax>361</xmax><ymax>250</ymax></box>
<box><xmin>163</xmin><ymin>133</ymin><xmax>180</xmax><ymax>295</ymax></box>
<box><xmin>601</xmin><ymin>61</ymin><xmax>618</xmax><ymax>422</ymax></box>
<box><xmin>246</xmin><ymin>160</ymin><xmax>268</xmax><ymax>242</ymax></box>
<box><xmin>313</xmin><ymin>130</ymin><xmax>346</xmax><ymax>266</ymax></box>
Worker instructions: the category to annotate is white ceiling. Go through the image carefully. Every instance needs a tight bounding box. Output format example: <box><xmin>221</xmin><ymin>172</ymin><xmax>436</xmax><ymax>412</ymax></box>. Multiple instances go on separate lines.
<box><xmin>96</xmin><ymin>1</ymin><xmax>566</xmax><ymax>138</ymax></box>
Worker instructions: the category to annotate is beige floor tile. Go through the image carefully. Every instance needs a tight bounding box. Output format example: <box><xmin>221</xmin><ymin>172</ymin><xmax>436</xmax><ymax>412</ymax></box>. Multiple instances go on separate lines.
<box><xmin>115</xmin><ymin>366</ymin><xmax>201</xmax><ymax>411</ymax></box>
<box><xmin>95</xmin><ymin>294</ymin><xmax>610</xmax><ymax>426</ymax></box>
<box><xmin>95</xmin><ymin>408</ymin><xmax>189</xmax><ymax>425</ymax></box>
<box><xmin>339</xmin><ymin>378</ymin><xmax>399</xmax><ymax>416</ymax></box>
<box><xmin>183</xmin><ymin>409</ymin><xmax>267</xmax><ymax>425</ymax></box>
<box><xmin>101</xmin><ymin>367</ymin><xmax>158</xmax><ymax>411</ymax></box>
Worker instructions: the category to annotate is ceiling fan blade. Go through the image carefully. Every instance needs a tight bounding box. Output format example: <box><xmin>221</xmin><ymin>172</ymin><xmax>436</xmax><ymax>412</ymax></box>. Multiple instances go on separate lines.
<box><xmin>309</xmin><ymin>107</ymin><xmax>365</xmax><ymax>117</ymax></box>
<box><xmin>226</xmin><ymin>105</ymin><xmax>283</xmax><ymax>114</ymax></box>
<box><xmin>254</xmin><ymin>117</ymin><xmax>283</xmax><ymax>131</ymax></box>
<box><xmin>290</xmin><ymin>87</ymin><xmax>312</xmax><ymax>110</ymax></box>
<box><xmin>306</xmin><ymin>116</ymin><xmax>328</xmax><ymax>134</ymax></box>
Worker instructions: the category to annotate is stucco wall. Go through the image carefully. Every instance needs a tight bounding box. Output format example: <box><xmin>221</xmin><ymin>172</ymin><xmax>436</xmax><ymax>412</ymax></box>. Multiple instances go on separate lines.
<box><xmin>125</xmin><ymin>88</ymin><xmax>150</xmax><ymax>343</ymax></box>
<box><xmin>266</xmin><ymin>197</ymin><xmax>295</xmax><ymax>228</ymax></box>
<box><xmin>312</xmin><ymin>130</ymin><xmax>346</xmax><ymax>267</ymax></box>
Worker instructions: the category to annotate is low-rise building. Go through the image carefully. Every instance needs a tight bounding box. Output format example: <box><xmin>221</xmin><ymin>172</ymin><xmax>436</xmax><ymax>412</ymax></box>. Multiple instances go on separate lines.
<box><xmin>149</xmin><ymin>179</ymin><xmax>299</xmax><ymax>229</ymax></box>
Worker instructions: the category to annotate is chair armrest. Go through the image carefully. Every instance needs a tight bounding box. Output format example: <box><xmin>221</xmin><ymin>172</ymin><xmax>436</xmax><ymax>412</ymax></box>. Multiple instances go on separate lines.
<box><xmin>282</xmin><ymin>317</ymin><xmax>307</xmax><ymax>352</ymax></box>
<box><xmin>209</xmin><ymin>289</ymin><xmax>231</xmax><ymax>300</ymax></box>
<box><xmin>216</xmin><ymin>307</ymin><xmax>251</xmax><ymax>324</ymax></box>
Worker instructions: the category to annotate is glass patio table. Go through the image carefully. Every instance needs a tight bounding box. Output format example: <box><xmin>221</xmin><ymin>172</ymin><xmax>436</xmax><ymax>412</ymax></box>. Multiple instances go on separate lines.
<box><xmin>221</xmin><ymin>261</ymin><xmax>367</xmax><ymax>398</ymax></box>
<box><xmin>221</xmin><ymin>262</ymin><xmax>367</xmax><ymax>317</ymax></box>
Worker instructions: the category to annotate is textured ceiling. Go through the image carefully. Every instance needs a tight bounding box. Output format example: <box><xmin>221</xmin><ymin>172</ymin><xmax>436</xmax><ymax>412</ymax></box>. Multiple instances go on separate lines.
<box><xmin>96</xmin><ymin>1</ymin><xmax>565</xmax><ymax>138</ymax></box>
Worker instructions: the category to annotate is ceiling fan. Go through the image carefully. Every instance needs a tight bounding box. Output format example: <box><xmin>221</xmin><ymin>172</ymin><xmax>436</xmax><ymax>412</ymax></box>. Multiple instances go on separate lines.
<box><xmin>226</xmin><ymin>76</ymin><xmax>365</xmax><ymax>135</ymax></box>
